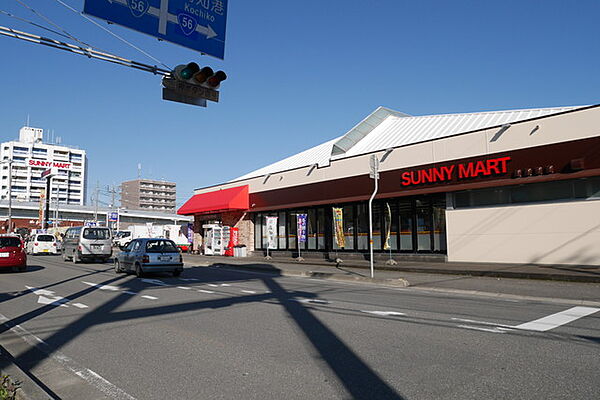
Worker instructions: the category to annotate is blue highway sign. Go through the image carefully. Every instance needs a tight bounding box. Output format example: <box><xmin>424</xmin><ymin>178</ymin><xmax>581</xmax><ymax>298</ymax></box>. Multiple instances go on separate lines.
<box><xmin>84</xmin><ymin>0</ymin><xmax>227</xmax><ymax>59</ymax></box>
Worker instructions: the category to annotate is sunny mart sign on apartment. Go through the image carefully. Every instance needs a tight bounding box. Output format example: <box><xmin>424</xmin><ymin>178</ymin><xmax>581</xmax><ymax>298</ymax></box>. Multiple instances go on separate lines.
<box><xmin>26</xmin><ymin>159</ymin><xmax>72</xmax><ymax>170</ymax></box>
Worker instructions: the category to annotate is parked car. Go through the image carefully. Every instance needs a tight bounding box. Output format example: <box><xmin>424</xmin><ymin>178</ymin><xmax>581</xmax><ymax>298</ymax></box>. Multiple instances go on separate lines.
<box><xmin>0</xmin><ymin>235</ymin><xmax>27</xmax><ymax>272</ymax></box>
<box><xmin>62</xmin><ymin>226</ymin><xmax>112</xmax><ymax>263</ymax></box>
<box><xmin>26</xmin><ymin>234</ymin><xmax>59</xmax><ymax>255</ymax></box>
<box><xmin>114</xmin><ymin>238</ymin><xmax>183</xmax><ymax>278</ymax></box>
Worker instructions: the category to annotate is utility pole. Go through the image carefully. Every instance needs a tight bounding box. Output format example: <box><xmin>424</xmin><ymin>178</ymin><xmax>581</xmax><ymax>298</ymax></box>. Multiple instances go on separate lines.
<box><xmin>94</xmin><ymin>181</ymin><xmax>99</xmax><ymax>223</ymax></box>
<box><xmin>368</xmin><ymin>155</ymin><xmax>380</xmax><ymax>279</ymax></box>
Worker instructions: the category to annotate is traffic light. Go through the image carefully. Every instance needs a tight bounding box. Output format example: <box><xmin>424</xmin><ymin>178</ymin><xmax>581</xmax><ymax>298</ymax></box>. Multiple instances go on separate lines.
<box><xmin>162</xmin><ymin>62</ymin><xmax>227</xmax><ymax>107</ymax></box>
<box><xmin>172</xmin><ymin>62</ymin><xmax>227</xmax><ymax>89</ymax></box>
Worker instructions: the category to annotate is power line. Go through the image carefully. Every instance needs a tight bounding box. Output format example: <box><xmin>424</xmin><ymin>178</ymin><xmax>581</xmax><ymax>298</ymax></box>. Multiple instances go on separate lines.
<box><xmin>14</xmin><ymin>0</ymin><xmax>90</xmax><ymax>48</ymax></box>
<box><xmin>0</xmin><ymin>25</ymin><xmax>171</xmax><ymax>76</ymax></box>
<box><xmin>52</xmin><ymin>0</ymin><xmax>171</xmax><ymax>70</ymax></box>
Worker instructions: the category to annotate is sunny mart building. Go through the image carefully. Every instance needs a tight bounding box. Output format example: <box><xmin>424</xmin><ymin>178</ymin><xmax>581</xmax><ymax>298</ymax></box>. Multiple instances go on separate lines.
<box><xmin>179</xmin><ymin>104</ymin><xmax>600</xmax><ymax>266</ymax></box>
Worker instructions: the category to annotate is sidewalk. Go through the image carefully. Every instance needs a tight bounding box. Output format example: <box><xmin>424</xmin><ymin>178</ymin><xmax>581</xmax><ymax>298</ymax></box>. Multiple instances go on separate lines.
<box><xmin>183</xmin><ymin>253</ymin><xmax>600</xmax><ymax>306</ymax></box>
<box><xmin>183</xmin><ymin>253</ymin><xmax>600</xmax><ymax>283</ymax></box>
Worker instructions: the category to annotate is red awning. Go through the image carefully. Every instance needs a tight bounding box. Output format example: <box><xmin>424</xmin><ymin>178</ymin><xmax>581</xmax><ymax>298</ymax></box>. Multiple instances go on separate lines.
<box><xmin>177</xmin><ymin>185</ymin><xmax>249</xmax><ymax>215</ymax></box>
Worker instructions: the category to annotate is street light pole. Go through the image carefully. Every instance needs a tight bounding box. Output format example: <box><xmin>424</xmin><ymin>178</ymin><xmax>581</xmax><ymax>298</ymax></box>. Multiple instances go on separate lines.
<box><xmin>7</xmin><ymin>159</ymin><xmax>12</xmax><ymax>233</ymax></box>
<box><xmin>1</xmin><ymin>159</ymin><xmax>13</xmax><ymax>233</ymax></box>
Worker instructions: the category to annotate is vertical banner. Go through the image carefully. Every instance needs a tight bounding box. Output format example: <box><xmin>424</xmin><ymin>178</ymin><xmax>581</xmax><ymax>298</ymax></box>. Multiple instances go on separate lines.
<box><xmin>332</xmin><ymin>207</ymin><xmax>345</xmax><ymax>248</ymax></box>
<box><xmin>38</xmin><ymin>188</ymin><xmax>46</xmax><ymax>225</ymax></box>
<box><xmin>266</xmin><ymin>216</ymin><xmax>278</xmax><ymax>249</ymax></box>
<box><xmin>187</xmin><ymin>223</ymin><xmax>194</xmax><ymax>244</ymax></box>
<box><xmin>383</xmin><ymin>202</ymin><xmax>392</xmax><ymax>250</ymax></box>
<box><xmin>297</xmin><ymin>213</ymin><xmax>307</xmax><ymax>243</ymax></box>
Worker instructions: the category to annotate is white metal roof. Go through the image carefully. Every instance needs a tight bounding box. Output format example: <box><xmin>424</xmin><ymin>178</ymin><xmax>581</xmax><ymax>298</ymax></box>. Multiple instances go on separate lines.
<box><xmin>230</xmin><ymin>105</ymin><xmax>586</xmax><ymax>182</ymax></box>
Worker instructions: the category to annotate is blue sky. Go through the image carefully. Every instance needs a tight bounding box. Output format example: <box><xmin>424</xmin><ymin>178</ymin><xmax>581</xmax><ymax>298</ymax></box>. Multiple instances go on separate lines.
<box><xmin>1</xmin><ymin>0</ymin><xmax>599</xmax><ymax>209</ymax></box>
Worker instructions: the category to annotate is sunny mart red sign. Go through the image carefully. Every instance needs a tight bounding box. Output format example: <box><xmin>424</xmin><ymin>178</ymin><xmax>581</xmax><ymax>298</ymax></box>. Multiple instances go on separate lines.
<box><xmin>401</xmin><ymin>156</ymin><xmax>511</xmax><ymax>186</ymax></box>
<box><xmin>27</xmin><ymin>159</ymin><xmax>72</xmax><ymax>170</ymax></box>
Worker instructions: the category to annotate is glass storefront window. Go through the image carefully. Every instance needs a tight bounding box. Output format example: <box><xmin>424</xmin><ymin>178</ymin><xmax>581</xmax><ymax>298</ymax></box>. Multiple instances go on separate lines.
<box><xmin>398</xmin><ymin>200</ymin><xmax>413</xmax><ymax>251</ymax></box>
<box><xmin>278</xmin><ymin>212</ymin><xmax>287</xmax><ymax>249</ymax></box>
<box><xmin>307</xmin><ymin>209</ymin><xmax>317</xmax><ymax>250</ymax></box>
<box><xmin>254</xmin><ymin>213</ymin><xmax>262</xmax><ymax>249</ymax></box>
<box><xmin>288</xmin><ymin>211</ymin><xmax>297</xmax><ymax>249</ymax></box>
<box><xmin>356</xmin><ymin>203</ymin><xmax>368</xmax><ymax>250</ymax></box>
<box><xmin>372</xmin><ymin>203</ymin><xmax>381</xmax><ymax>250</ymax></box>
<box><xmin>432</xmin><ymin>196</ymin><xmax>447</xmax><ymax>252</ymax></box>
<box><xmin>416</xmin><ymin>199</ymin><xmax>431</xmax><ymax>252</ymax></box>
<box><xmin>317</xmin><ymin>208</ymin><xmax>326</xmax><ymax>249</ymax></box>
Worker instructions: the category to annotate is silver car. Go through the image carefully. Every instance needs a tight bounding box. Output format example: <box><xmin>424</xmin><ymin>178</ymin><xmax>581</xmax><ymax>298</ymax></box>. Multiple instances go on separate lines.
<box><xmin>114</xmin><ymin>238</ymin><xmax>183</xmax><ymax>278</ymax></box>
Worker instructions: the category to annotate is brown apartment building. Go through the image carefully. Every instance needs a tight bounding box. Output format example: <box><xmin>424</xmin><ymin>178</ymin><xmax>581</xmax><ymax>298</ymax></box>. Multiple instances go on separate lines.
<box><xmin>121</xmin><ymin>179</ymin><xmax>176</xmax><ymax>212</ymax></box>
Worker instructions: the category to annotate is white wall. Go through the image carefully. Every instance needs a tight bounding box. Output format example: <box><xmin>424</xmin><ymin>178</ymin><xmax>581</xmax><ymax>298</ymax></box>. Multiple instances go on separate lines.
<box><xmin>447</xmin><ymin>200</ymin><xmax>600</xmax><ymax>265</ymax></box>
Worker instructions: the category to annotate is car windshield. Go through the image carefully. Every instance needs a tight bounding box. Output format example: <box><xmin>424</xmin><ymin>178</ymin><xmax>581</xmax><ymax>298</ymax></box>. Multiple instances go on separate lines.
<box><xmin>36</xmin><ymin>235</ymin><xmax>55</xmax><ymax>242</ymax></box>
<box><xmin>145</xmin><ymin>240</ymin><xmax>178</xmax><ymax>253</ymax></box>
<box><xmin>83</xmin><ymin>228</ymin><xmax>110</xmax><ymax>240</ymax></box>
<box><xmin>0</xmin><ymin>237</ymin><xmax>21</xmax><ymax>247</ymax></box>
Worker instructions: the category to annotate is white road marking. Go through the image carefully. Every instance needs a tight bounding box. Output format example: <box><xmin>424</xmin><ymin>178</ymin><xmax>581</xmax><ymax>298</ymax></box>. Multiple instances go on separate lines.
<box><xmin>0</xmin><ymin>314</ymin><xmax>136</xmax><ymax>400</ymax></box>
<box><xmin>208</xmin><ymin>284</ymin><xmax>219</xmax><ymax>287</ymax></box>
<box><xmin>141</xmin><ymin>279</ymin><xmax>168</xmax><ymax>286</ymax></box>
<box><xmin>37</xmin><ymin>296</ymin><xmax>69</xmax><ymax>307</ymax></box>
<box><xmin>141</xmin><ymin>295</ymin><xmax>158</xmax><ymax>300</ymax></box>
<box><xmin>177</xmin><ymin>286</ymin><xmax>191</xmax><ymax>290</ymax></box>
<box><xmin>458</xmin><ymin>325</ymin><xmax>511</xmax><ymax>334</ymax></box>
<box><xmin>241</xmin><ymin>290</ymin><xmax>256</xmax><ymax>294</ymax></box>
<box><xmin>72</xmin><ymin>303</ymin><xmax>89</xmax><ymax>309</ymax></box>
<box><xmin>514</xmin><ymin>306</ymin><xmax>600</xmax><ymax>332</ymax></box>
<box><xmin>198</xmin><ymin>290</ymin><xmax>215</xmax><ymax>294</ymax></box>
<box><xmin>25</xmin><ymin>286</ymin><xmax>55</xmax><ymax>296</ymax></box>
<box><xmin>82</xmin><ymin>281</ymin><xmax>120</xmax><ymax>291</ymax></box>
<box><xmin>219</xmin><ymin>284</ymin><xmax>230</xmax><ymax>287</ymax></box>
<box><xmin>451</xmin><ymin>318</ymin><xmax>515</xmax><ymax>329</ymax></box>
<box><xmin>294</xmin><ymin>299</ymin><xmax>329</xmax><ymax>305</ymax></box>
<box><xmin>361</xmin><ymin>311</ymin><xmax>406</xmax><ymax>317</ymax></box>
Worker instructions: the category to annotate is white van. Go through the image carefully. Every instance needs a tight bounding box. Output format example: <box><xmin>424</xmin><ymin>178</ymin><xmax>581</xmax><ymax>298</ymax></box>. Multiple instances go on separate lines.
<box><xmin>62</xmin><ymin>226</ymin><xmax>112</xmax><ymax>263</ymax></box>
<box><xmin>26</xmin><ymin>234</ymin><xmax>58</xmax><ymax>255</ymax></box>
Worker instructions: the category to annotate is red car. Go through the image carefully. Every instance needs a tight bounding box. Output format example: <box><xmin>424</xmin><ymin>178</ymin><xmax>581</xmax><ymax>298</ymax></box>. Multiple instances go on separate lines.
<box><xmin>0</xmin><ymin>235</ymin><xmax>27</xmax><ymax>272</ymax></box>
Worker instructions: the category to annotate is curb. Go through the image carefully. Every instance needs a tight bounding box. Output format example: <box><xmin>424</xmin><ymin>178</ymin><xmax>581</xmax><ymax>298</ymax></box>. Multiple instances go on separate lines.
<box><xmin>210</xmin><ymin>262</ymin><xmax>409</xmax><ymax>287</ymax></box>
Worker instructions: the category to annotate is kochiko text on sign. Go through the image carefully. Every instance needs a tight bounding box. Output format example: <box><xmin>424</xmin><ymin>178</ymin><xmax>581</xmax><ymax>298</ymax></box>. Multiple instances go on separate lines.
<box><xmin>401</xmin><ymin>156</ymin><xmax>511</xmax><ymax>186</ymax></box>
<box><xmin>28</xmin><ymin>159</ymin><xmax>72</xmax><ymax>170</ymax></box>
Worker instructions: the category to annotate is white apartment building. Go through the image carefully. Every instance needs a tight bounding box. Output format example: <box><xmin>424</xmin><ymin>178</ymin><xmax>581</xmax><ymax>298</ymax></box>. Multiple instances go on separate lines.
<box><xmin>1</xmin><ymin>127</ymin><xmax>87</xmax><ymax>205</ymax></box>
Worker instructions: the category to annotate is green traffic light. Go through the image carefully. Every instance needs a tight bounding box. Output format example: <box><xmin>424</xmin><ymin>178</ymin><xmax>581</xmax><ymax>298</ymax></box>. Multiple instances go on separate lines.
<box><xmin>180</xmin><ymin>62</ymin><xmax>200</xmax><ymax>80</ymax></box>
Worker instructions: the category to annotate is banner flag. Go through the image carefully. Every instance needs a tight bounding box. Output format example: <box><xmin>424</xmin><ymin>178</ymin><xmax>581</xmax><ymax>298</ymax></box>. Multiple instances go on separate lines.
<box><xmin>297</xmin><ymin>213</ymin><xmax>307</xmax><ymax>243</ymax></box>
<box><xmin>332</xmin><ymin>207</ymin><xmax>345</xmax><ymax>248</ymax></box>
<box><xmin>266</xmin><ymin>216</ymin><xmax>278</xmax><ymax>249</ymax></box>
<box><xmin>383</xmin><ymin>202</ymin><xmax>392</xmax><ymax>250</ymax></box>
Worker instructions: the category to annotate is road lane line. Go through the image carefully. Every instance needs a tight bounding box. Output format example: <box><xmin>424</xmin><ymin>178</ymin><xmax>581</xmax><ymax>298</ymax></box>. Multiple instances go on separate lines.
<box><xmin>82</xmin><ymin>282</ymin><xmax>121</xmax><ymax>291</ymax></box>
<box><xmin>0</xmin><ymin>314</ymin><xmax>136</xmax><ymax>400</ymax></box>
<box><xmin>361</xmin><ymin>311</ymin><xmax>406</xmax><ymax>317</ymax></box>
<box><xmin>458</xmin><ymin>325</ymin><xmax>511</xmax><ymax>334</ymax></box>
<box><xmin>177</xmin><ymin>286</ymin><xmax>191</xmax><ymax>290</ymax></box>
<box><xmin>514</xmin><ymin>306</ymin><xmax>600</xmax><ymax>332</ymax></box>
<box><xmin>198</xmin><ymin>290</ymin><xmax>215</xmax><ymax>294</ymax></box>
<box><xmin>451</xmin><ymin>318</ymin><xmax>515</xmax><ymax>329</ymax></box>
<box><xmin>241</xmin><ymin>290</ymin><xmax>256</xmax><ymax>294</ymax></box>
<box><xmin>140</xmin><ymin>279</ymin><xmax>168</xmax><ymax>286</ymax></box>
<box><xmin>141</xmin><ymin>295</ymin><xmax>158</xmax><ymax>300</ymax></box>
<box><xmin>72</xmin><ymin>303</ymin><xmax>89</xmax><ymax>309</ymax></box>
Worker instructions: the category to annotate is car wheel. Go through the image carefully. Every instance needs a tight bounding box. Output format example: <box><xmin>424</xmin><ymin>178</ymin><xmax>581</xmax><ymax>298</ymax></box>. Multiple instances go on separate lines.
<box><xmin>135</xmin><ymin>263</ymin><xmax>144</xmax><ymax>278</ymax></box>
<box><xmin>173</xmin><ymin>269</ymin><xmax>182</xmax><ymax>277</ymax></box>
<box><xmin>114</xmin><ymin>260</ymin><xmax>123</xmax><ymax>273</ymax></box>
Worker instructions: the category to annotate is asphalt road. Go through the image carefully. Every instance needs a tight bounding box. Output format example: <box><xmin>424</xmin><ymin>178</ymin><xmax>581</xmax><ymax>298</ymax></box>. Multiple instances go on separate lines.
<box><xmin>0</xmin><ymin>255</ymin><xmax>598</xmax><ymax>400</ymax></box>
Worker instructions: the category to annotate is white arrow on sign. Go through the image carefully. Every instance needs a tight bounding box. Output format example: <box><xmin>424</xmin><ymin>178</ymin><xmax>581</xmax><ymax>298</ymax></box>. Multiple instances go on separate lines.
<box><xmin>107</xmin><ymin>0</ymin><xmax>218</xmax><ymax>38</ymax></box>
